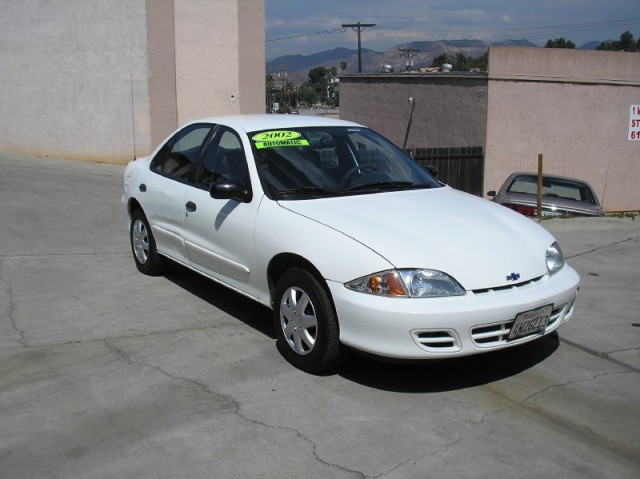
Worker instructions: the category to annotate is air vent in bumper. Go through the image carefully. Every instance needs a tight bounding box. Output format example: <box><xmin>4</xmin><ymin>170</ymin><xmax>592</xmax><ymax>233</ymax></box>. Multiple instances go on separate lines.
<box><xmin>411</xmin><ymin>329</ymin><xmax>461</xmax><ymax>353</ymax></box>
<box><xmin>471</xmin><ymin>303</ymin><xmax>566</xmax><ymax>347</ymax></box>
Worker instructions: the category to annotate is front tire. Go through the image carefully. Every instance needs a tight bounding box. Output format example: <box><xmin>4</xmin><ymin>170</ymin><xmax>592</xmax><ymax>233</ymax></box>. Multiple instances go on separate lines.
<box><xmin>130</xmin><ymin>209</ymin><xmax>165</xmax><ymax>275</ymax></box>
<box><xmin>274</xmin><ymin>268</ymin><xmax>345</xmax><ymax>373</ymax></box>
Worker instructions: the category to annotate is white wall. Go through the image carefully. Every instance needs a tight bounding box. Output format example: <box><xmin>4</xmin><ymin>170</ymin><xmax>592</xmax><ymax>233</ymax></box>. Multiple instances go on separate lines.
<box><xmin>0</xmin><ymin>0</ymin><xmax>150</xmax><ymax>162</ymax></box>
<box><xmin>0</xmin><ymin>0</ymin><xmax>265</xmax><ymax>163</ymax></box>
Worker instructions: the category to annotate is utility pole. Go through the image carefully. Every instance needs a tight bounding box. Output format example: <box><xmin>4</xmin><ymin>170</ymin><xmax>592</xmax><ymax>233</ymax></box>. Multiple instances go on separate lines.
<box><xmin>399</xmin><ymin>48</ymin><xmax>419</xmax><ymax>72</ymax></box>
<box><xmin>341</xmin><ymin>22</ymin><xmax>376</xmax><ymax>73</ymax></box>
<box><xmin>277</xmin><ymin>63</ymin><xmax>288</xmax><ymax>111</ymax></box>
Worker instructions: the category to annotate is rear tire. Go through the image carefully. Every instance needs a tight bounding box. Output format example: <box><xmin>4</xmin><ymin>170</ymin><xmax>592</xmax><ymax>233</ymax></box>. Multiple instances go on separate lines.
<box><xmin>274</xmin><ymin>268</ymin><xmax>346</xmax><ymax>373</ymax></box>
<box><xmin>130</xmin><ymin>209</ymin><xmax>165</xmax><ymax>275</ymax></box>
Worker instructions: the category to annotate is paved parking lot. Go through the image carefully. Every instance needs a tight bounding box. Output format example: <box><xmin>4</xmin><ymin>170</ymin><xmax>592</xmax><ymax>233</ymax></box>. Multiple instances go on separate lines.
<box><xmin>1</xmin><ymin>153</ymin><xmax>639</xmax><ymax>478</ymax></box>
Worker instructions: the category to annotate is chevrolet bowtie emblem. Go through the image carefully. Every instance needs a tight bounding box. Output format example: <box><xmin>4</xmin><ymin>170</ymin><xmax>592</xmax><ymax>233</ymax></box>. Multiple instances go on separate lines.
<box><xmin>506</xmin><ymin>273</ymin><xmax>521</xmax><ymax>281</ymax></box>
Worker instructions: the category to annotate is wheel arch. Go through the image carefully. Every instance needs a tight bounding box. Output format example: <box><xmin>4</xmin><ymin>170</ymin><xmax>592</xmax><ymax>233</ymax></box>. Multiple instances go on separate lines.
<box><xmin>127</xmin><ymin>197</ymin><xmax>144</xmax><ymax>220</ymax></box>
<box><xmin>267</xmin><ymin>253</ymin><xmax>336</xmax><ymax>314</ymax></box>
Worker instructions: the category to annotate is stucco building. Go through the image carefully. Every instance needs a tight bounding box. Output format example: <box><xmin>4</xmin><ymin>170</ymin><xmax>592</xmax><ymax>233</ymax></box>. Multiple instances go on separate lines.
<box><xmin>340</xmin><ymin>47</ymin><xmax>640</xmax><ymax>212</ymax></box>
<box><xmin>2</xmin><ymin>4</ymin><xmax>638</xmax><ymax>211</ymax></box>
<box><xmin>0</xmin><ymin>0</ymin><xmax>265</xmax><ymax>163</ymax></box>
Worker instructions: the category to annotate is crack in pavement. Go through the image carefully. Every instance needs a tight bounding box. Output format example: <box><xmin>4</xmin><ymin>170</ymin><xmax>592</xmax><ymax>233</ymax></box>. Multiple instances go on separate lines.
<box><xmin>565</xmin><ymin>234</ymin><xmax>640</xmax><ymax>260</ymax></box>
<box><xmin>373</xmin><ymin>404</ymin><xmax>513</xmax><ymax>478</ymax></box>
<box><xmin>0</xmin><ymin>258</ymin><xmax>27</xmax><ymax>348</ymax></box>
<box><xmin>0</xmin><ymin>319</ymin><xmax>241</xmax><ymax>352</ymax></box>
<box><xmin>102</xmin><ymin>338</ymin><xmax>366</xmax><ymax>478</ymax></box>
<box><xmin>520</xmin><ymin>369</ymin><xmax>631</xmax><ymax>403</ymax></box>
<box><xmin>374</xmin><ymin>368</ymin><xmax>634</xmax><ymax>478</ymax></box>
<box><xmin>605</xmin><ymin>346</ymin><xmax>640</xmax><ymax>354</ymax></box>
<box><xmin>560</xmin><ymin>337</ymin><xmax>640</xmax><ymax>373</ymax></box>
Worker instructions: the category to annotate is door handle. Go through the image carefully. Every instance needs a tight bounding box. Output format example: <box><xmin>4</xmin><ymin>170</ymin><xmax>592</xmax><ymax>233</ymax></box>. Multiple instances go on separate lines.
<box><xmin>185</xmin><ymin>201</ymin><xmax>197</xmax><ymax>212</ymax></box>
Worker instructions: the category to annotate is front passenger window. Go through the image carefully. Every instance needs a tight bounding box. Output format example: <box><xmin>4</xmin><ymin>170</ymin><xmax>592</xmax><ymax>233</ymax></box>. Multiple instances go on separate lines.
<box><xmin>196</xmin><ymin>129</ymin><xmax>249</xmax><ymax>189</ymax></box>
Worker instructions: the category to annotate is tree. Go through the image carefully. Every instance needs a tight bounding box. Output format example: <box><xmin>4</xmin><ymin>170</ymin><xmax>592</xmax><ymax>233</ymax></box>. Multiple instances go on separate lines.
<box><xmin>265</xmin><ymin>73</ymin><xmax>276</xmax><ymax>112</ymax></box>
<box><xmin>471</xmin><ymin>52</ymin><xmax>489</xmax><ymax>71</ymax></box>
<box><xmin>297</xmin><ymin>83</ymin><xmax>316</xmax><ymax>106</ymax></box>
<box><xmin>454</xmin><ymin>52</ymin><xmax>468</xmax><ymax>71</ymax></box>
<box><xmin>307</xmin><ymin>66</ymin><xmax>328</xmax><ymax>104</ymax></box>
<box><xmin>430</xmin><ymin>52</ymin><xmax>487</xmax><ymax>71</ymax></box>
<box><xmin>545</xmin><ymin>37</ymin><xmax>576</xmax><ymax>49</ymax></box>
<box><xmin>430</xmin><ymin>53</ymin><xmax>454</xmax><ymax>69</ymax></box>
<box><xmin>304</xmin><ymin>66</ymin><xmax>341</xmax><ymax>106</ymax></box>
<box><xmin>597</xmin><ymin>30</ymin><xmax>639</xmax><ymax>51</ymax></box>
<box><xmin>307</xmin><ymin>66</ymin><xmax>327</xmax><ymax>84</ymax></box>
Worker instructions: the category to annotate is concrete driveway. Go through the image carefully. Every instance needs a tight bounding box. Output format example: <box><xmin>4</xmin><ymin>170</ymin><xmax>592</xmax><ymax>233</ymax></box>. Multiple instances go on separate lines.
<box><xmin>1</xmin><ymin>154</ymin><xmax>638</xmax><ymax>478</ymax></box>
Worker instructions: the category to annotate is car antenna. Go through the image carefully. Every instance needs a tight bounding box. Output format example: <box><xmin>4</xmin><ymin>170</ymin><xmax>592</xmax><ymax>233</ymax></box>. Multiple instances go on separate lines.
<box><xmin>130</xmin><ymin>73</ymin><xmax>137</xmax><ymax>161</ymax></box>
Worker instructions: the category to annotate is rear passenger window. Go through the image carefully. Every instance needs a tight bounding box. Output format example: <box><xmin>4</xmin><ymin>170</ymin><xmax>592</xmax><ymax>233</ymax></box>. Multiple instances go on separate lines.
<box><xmin>151</xmin><ymin>124</ymin><xmax>213</xmax><ymax>181</ymax></box>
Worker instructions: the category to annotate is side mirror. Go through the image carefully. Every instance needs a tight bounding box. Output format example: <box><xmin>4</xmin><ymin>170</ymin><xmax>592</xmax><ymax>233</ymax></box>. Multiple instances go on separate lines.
<box><xmin>487</xmin><ymin>190</ymin><xmax>497</xmax><ymax>197</ymax></box>
<box><xmin>209</xmin><ymin>182</ymin><xmax>252</xmax><ymax>203</ymax></box>
<box><xmin>423</xmin><ymin>164</ymin><xmax>438</xmax><ymax>178</ymax></box>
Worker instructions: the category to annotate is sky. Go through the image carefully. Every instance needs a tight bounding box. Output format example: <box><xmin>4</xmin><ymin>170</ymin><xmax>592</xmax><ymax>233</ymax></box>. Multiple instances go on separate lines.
<box><xmin>265</xmin><ymin>0</ymin><xmax>640</xmax><ymax>60</ymax></box>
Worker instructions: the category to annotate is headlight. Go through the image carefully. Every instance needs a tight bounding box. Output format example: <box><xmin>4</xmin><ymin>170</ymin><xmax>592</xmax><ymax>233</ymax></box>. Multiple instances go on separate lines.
<box><xmin>345</xmin><ymin>269</ymin><xmax>465</xmax><ymax>298</ymax></box>
<box><xmin>546</xmin><ymin>241</ymin><xmax>565</xmax><ymax>275</ymax></box>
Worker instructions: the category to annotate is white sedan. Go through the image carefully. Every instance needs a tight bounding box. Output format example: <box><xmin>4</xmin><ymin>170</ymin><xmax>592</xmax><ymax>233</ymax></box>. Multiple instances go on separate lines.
<box><xmin>123</xmin><ymin>115</ymin><xmax>579</xmax><ymax>373</ymax></box>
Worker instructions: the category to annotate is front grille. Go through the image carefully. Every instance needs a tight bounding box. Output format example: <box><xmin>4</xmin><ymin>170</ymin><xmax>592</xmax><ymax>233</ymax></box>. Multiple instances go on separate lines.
<box><xmin>471</xmin><ymin>304</ymin><xmax>565</xmax><ymax>347</ymax></box>
<box><xmin>411</xmin><ymin>329</ymin><xmax>461</xmax><ymax>352</ymax></box>
<box><xmin>472</xmin><ymin>276</ymin><xmax>545</xmax><ymax>295</ymax></box>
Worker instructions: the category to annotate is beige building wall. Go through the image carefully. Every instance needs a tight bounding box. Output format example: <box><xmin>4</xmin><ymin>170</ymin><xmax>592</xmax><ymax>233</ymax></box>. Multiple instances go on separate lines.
<box><xmin>340</xmin><ymin>74</ymin><xmax>488</xmax><ymax>150</ymax></box>
<box><xmin>0</xmin><ymin>0</ymin><xmax>150</xmax><ymax>163</ymax></box>
<box><xmin>0</xmin><ymin>0</ymin><xmax>265</xmax><ymax>164</ymax></box>
<box><xmin>485</xmin><ymin>47</ymin><xmax>640</xmax><ymax>212</ymax></box>
<box><xmin>173</xmin><ymin>0</ymin><xmax>265</xmax><ymax>125</ymax></box>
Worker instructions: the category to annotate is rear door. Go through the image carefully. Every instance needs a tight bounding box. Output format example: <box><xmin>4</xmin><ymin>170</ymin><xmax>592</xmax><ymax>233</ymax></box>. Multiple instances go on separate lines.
<box><xmin>143</xmin><ymin>123</ymin><xmax>214</xmax><ymax>264</ymax></box>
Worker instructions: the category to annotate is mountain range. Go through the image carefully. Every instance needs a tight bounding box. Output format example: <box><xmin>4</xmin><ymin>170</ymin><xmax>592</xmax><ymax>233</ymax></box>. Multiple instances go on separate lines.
<box><xmin>267</xmin><ymin>39</ymin><xmax>601</xmax><ymax>80</ymax></box>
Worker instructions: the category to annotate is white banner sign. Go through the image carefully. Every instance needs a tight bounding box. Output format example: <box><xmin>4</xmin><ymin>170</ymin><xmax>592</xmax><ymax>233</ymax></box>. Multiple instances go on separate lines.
<box><xmin>629</xmin><ymin>105</ymin><xmax>640</xmax><ymax>141</ymax></box>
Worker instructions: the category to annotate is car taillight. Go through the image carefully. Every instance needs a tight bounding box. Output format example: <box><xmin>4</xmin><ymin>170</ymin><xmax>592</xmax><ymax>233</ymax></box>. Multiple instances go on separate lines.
<box><xmin>505</xmin><ymin>204</ymin><xmax>537</xmax><ymax>217</ymax></box>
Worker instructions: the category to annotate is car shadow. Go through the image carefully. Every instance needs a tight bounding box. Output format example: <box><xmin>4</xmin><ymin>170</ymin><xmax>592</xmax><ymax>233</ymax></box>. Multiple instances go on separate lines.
<box><xmin>161</xmin><ymin>262</ymin><xmax>559</xmax><ymax>392</ymax></box>
<box><xmin>163</xmin><ymin>262</ymin><xmax>276</xmax><ymax>339</ymax></box>
<box><xmin>339</xmin><ymin>333</ymin><xmax>560</xmax><ymax>392</ymax></box>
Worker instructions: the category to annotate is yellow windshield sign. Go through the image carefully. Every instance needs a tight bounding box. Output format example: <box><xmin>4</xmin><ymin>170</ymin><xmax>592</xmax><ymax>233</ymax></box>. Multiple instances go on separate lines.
<box><xmin>252</xmin><ymin>130</ymin><xmax>309</xmax><ymax>149</ymax></box>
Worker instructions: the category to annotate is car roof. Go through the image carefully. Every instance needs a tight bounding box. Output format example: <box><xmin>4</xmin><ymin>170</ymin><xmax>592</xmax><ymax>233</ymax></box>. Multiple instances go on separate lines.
<box><xmin>182</xmin><ymin>114</ymin><xmax>364</xmax><ymax>134</ymax></box>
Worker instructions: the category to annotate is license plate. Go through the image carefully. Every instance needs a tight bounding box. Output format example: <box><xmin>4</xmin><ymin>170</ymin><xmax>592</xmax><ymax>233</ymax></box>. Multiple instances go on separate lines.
<box><xmin>508</xmin><ymin>304</ymin><xmax>553</xmax><ymax>340</ymax></box>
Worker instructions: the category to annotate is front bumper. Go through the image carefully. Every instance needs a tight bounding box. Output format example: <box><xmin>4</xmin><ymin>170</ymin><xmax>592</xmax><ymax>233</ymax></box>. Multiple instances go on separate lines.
<box><xmin>328</xmin><ymin>264</ymin><xmax>580</xmax><ymax>359</ymax></box>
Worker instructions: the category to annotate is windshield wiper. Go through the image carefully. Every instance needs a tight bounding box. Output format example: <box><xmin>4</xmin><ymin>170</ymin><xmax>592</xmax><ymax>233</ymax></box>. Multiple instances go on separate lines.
<box><xmin>345</xmin><ymin>181</ymin><xmax>431</xmax><ymax>192</ymax></box>
<box><xmin>274</xmin><ymin>186</ymin><xmax>342</xmax><ymax>199</ymax></box>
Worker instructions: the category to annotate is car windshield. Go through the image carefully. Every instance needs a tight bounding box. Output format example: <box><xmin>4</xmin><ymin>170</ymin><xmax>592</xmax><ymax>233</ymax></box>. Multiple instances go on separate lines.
<box><xmin>249</xmin><ymin>126</ymin><xmax>441</xmax><ymax>199</ymax></box>
<box><xmin>507</xmin><ymin>175</ymin><xmax>599</xmax><ymax>205</ymax></box>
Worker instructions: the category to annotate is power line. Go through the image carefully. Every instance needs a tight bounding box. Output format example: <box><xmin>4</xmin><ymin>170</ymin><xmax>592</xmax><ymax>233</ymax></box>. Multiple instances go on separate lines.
<box><xmin>383</xmin><ymin>17</ymin><xmax>640</xmax><ymax>36</ymax></box>
<box><xmin>266</xmin><ymin>28</ymin><xmax>345</xmax><ymax>42</ymax></box>
<box><xmin>267</xmin><ymin>16</ymin><xmax>640</xmax><ymax>45</ymax></box>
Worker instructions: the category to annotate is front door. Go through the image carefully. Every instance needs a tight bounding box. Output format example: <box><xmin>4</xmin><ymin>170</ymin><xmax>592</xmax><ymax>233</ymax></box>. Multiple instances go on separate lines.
<box><xmin>183</xmin><ymin>127</ymin><xmax>261</xmax><ymax>296</ymax></box>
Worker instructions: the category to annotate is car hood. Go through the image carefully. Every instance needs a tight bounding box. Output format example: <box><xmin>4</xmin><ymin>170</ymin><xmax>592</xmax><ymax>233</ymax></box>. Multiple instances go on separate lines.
<box><xmin>280</xmin><ymin>186</ymin><xmax>556</xmax><ymax>290</ymax></box>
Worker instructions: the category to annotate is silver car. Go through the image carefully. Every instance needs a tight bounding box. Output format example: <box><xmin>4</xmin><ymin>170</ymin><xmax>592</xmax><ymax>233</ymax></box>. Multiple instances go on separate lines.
<box><xmin>488</xmin><ymin>172</ymin><xmax>604</xmax><ymax>217</ymax></box>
